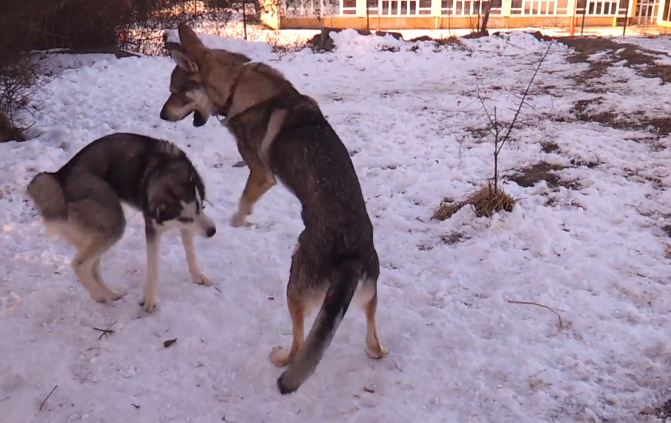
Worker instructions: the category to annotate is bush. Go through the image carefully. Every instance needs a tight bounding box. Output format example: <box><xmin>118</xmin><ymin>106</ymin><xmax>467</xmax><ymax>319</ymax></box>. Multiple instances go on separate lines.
<box><xmin>0</xmin><ymin>0</ymin><xmax>256</xmax><ymax>142</ymax></box>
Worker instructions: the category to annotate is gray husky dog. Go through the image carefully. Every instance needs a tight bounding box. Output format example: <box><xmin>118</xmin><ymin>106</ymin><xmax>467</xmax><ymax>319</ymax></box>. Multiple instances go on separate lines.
<box><xmin>159</xmin><ymin>23</ymin><xmax>388</xmax><ymax>394</ymax></box>
<box><xmin>26</xmin><ymin>132</ymin><xmax>216</xmax><ymax>312</ymax></box>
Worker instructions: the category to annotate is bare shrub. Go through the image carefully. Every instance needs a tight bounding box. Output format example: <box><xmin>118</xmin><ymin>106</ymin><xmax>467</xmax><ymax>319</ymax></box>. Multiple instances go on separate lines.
<box><xmin>264</xmin><ymin>31</ymin><xmax>311</xmax><ymax>60</ymax></box>
<box><xmin>433</xmin><ymin>41</ymin><xmax>556</xmax><ymax>220</ymax></box>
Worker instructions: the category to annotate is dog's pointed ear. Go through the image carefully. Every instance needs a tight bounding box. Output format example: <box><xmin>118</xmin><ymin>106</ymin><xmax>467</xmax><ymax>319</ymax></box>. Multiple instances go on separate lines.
<box><xmin>171</xmin><ymin>50</ymin><xmax>198</xmax><ymax>73</ymax></box>
<box><xmin>178</xmin><ymin>22</ymin><xmax>205</xmax><ymax>53</ymax></box>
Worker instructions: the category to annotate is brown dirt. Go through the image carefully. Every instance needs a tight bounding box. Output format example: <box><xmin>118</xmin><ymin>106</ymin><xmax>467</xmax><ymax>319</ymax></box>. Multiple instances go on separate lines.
<box><xmin>540</xmin><ymin>141</ymin><xmax>560</xmax><ymax>154</ymax></box>
<box><xmin>571</xmin><ymin>97</ymin><xmax>671</xmax><ymax>135</ymax></box>
<box><xmin>507</xmin><ymin>162</ymin><xmax>581</xmax><ymax>190</ymax></box>
<box><xmin>662</xmin><ymin>225</ymin><xmax>671</xmax><ymax>237</ymax></box>
<box><xmin>440</xmin><ymin>232</ymin><xmax>464</xmax><ymax>245</ymax></box>
<box><xmin>554</xmin><ymin>36</ymin><xmax>671</xmax><ymax>84</ymax></box>
<box><xmin>0</xmin><ymin>113</ymin><xmax>25</xmax><ymax>143</ymax></box>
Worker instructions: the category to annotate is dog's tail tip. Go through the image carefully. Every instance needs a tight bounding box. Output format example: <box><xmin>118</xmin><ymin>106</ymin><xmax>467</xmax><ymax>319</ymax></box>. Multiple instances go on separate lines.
<box><xmin>26</xmin><ymin>172</ymin><xmax>67</xmax><ymax>221</ymax></box>
<box><xmin>276</xmin><ymin>375</ymin><xmax>297</xmax><ymax>395</ymax></box>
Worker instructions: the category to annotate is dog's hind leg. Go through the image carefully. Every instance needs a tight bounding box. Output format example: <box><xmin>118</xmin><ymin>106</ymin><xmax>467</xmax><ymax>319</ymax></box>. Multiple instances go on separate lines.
<box><xmin>63</xmin><ymin>179</ymin><xmax>126</xmax><ymax>304</ymax></box>
<box><xmin>269</xmin><ymin>244</ymin><xmax>309</xmax><ymax>367</ymax></box>
<box><xmin>363</xmin><ymin>290</ymin><xmax>388</xmax><ymax>359</ymax></box>
<box><xmin>270</xmin><ymin>293</ymin><xmax>307</xmax><ymax>367</ymax></box>
<box><xmin>92</xmin><ymin>258</ymin><xmax>127</xmax><ymax>301</ymax></box>
<box><xmin>139</xmin><ymin>218</ymin><xmax>162</xmax><ymax>313</ymax></box>
<box><xmin>231</xmin><ymin>160</ymin><xmax>276</xmax><ymax>227</ymax></box>
<box><xmin>70</xmin><ymin>236</ymin><xmax>122</xmax><ymax>303</ymax></box>
<box><xmin>179</xmin><ymin>228</ymin><xmax>211</xmax><ymax>286</ymax></box>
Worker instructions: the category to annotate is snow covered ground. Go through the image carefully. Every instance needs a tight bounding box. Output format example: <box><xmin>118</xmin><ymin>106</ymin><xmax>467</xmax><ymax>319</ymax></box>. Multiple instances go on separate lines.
<box><xmin>2</xmin><ymin>28</ymin><xmax>671</xmax><ymax>423</ymax></box>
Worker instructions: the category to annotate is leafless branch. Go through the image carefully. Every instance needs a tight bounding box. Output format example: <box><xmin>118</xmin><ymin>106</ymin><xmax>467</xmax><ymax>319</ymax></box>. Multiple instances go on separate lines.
<box><xmin>474</xmin><ymin>41</ymin><xmax>556</xmax><ymax>189</ymax></box>
<box><xmin>507</xmin><ymin>299</ymin><xmax>565</xmax><ymax>333</ymax></box>
<box><xmin>39</xmin><ymin>385</ymin><xmax>58</xmax><ymax>411</ymax></box>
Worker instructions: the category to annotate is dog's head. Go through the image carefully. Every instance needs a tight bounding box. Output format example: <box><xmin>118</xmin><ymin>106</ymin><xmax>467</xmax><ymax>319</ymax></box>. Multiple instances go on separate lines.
<box><xmin>160</xmin><ymin>61</ymin><xmax>213</xmax><ymax>127</ymax></box>
<box><xmin>146</xmin><ymin>160</ymin><xmax>216</xmax><ymax>239</ymax></box>
<box><xmin>159</xmin><ymin>23</ymin><xmax>252</xmax><ymax>127</ymax></box>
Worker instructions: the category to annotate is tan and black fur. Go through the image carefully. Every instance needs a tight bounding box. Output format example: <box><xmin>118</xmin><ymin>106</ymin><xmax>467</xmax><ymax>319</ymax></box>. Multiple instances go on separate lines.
<box><xmin>26</xmin><ymin>132</ymin><xmax>216</xmax><ymax>312</ymax></box>
<box><xmin>159</xmin><ymin>23</ymin><xmax>388</xmax><ymax>394</ymax></box>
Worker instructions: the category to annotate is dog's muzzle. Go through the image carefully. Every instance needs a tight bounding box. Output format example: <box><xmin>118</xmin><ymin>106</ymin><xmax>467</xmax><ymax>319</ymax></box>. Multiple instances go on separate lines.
<box><xmin>159</xmin><ymin>106</ymin><xmax>174</xmax><ymax>122</ymax></box>
<box><xmin>205</xmin><ymin>226</ymin><xmax>216</xmax><ymax>238</ymax></box>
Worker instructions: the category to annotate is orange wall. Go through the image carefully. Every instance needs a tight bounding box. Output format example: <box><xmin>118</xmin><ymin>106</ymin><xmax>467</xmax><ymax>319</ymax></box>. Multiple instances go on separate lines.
<box><xmin>275</xmin><ymin>15</ymin><xmax>618</xmax><ymax>30</ymax></box>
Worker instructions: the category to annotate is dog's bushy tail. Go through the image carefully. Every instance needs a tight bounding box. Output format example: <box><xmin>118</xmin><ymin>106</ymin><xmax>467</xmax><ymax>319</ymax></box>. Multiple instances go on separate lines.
<box><xmin>26</xmin><ymin>172</ymin><xmax>67</xmax><ymax>221</ymax></box>
<box><xmin>277</xmin><ymin>259</ymin><xmax>361</xmax><ymax>395</ymax></box>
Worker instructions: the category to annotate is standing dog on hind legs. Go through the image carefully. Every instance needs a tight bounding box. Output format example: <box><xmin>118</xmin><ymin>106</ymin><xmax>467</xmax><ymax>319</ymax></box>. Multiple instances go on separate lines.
<box><xmin>159</xmin><ymin>23</ymin><xmax>388</xmax><ymax>394</ymax></box>
<box><xmin>26</xmin><ymin>132</ymin><xmax>216</xmax><ymax>312</ymax></box>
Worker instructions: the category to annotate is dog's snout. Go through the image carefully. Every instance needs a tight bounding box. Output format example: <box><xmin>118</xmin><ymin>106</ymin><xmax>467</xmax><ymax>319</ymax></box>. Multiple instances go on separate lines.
<box><xmin>206</xmin><ymin>227</ymin><xmax>216</xmax><ymax>238</ymax></box>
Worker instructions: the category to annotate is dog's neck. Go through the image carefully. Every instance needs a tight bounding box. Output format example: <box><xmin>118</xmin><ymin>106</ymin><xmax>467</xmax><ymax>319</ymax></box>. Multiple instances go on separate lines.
<box><xmin>215</xmin><ymin>63</ymin><xmax>251</xmax><ymax>118</ymax></box>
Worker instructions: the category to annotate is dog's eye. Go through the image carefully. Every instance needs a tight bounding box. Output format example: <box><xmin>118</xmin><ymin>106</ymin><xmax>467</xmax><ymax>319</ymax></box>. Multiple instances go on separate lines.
<box><xmin>177</xmin><ymin>217</ymin><xmax>194</xmax><ymax>223</ymax></box>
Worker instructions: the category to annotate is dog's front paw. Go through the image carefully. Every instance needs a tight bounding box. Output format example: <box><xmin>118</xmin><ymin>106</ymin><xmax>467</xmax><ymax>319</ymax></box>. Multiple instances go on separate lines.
<box><xmin>108</xmin><ymin>288</ymin><xmax>128</xmax><ymax>302</ymax></box>
<box><xmin>191</xmin><ymin>272</ymin><xmax>212</xmax><ymax>286</ymax></box>
<box><xmin>366</xmin><ymin>344</ymin><xmax>389</xmax><ymax>359</ymax></box>
<box><xmin>138</xmin><ymin>296</ymin><xmax>157</xmax><ymax>313</ymax></box>
<box><xmin>91</xmin><ymin>291</ymin><xmax>114</xmax><ymax>304</ymax></box>
<box><xmin>230</xmin><ymin>212</ymin><xmax>248</xmax><ymax>228</ymax></box>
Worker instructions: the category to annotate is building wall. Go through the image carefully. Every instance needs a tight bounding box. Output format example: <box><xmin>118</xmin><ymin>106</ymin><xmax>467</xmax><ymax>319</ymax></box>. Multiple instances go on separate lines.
<box><xmin>276</xmin><ymin>15</ymin><xmax>619</xmax><ymax>30</ymax></box>
<box><xmin>257</xmin><ymin>0</ymin><xmax>664</xmax><ymax>30</ymax></box>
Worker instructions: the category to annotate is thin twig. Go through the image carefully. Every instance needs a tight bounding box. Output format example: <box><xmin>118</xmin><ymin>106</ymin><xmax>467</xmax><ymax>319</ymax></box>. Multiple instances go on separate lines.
<box><xmin>507</xmin><ymin>299</ymin><xmax>565</xmax><ymax>332</ymax></box>
<box><xmin>222</xmin><ymin>412</ymin><xmax>237</xmax><ymax>423</ymax></box>
<box><xmin>93</xmin><ymin>321</ymin><xmax>116</xmax><ymax>340</ymax></box>
<box><xmin>497</xmin><ymin>41</ymin><xmax>556</xmax><ymax>156</ymax></box>
<box><xmin>39</xmin><ymin>385</ymin><xmax>57</xmax><ymax>411</ymax></box>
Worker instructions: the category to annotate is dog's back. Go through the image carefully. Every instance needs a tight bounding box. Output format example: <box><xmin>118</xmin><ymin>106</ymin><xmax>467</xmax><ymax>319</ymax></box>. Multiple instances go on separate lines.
<box><xmin>273</xmin><ymin>98</ymin><xmax>372</xmax><ymax>238</ymax></box>
<box><xmin>52</xmin><ymin>133</ymin><xmax>185</xmax><ymax>209</ymax></box>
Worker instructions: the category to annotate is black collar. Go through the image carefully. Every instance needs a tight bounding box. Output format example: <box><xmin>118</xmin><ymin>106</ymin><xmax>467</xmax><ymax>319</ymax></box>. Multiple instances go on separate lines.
<box><xmin>216</xmin><ymin>65</ymin><xmax>248</xmax><ymax>117</ymax></box>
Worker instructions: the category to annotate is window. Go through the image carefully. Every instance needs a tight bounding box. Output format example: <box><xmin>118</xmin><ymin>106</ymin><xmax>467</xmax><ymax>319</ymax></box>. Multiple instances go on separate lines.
<box><xmin>586</xmin><ymin>0</ymin><xmax>619</xmax><ymax>15</ymax></box>
<box><xmin>510</xmin><ymin>0</ymin><xmax>571</xmax><ymax>15</ymax></box>
<box><xmin>341</xmin><ymin>0</ymin><xmax>357</xmax><ymax>14</ymax></box>
<box><xmin>379</xmin><ymin>0</ymin><xmax>432</xmax><ymax>15</ymax></box>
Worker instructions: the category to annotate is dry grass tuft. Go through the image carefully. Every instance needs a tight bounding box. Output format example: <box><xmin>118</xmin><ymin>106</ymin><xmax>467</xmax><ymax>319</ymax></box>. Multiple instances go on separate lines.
<box><xmin>432</xmin><ymin>181</ymin><xmax>516</xmax><ymax>221</ymax></box>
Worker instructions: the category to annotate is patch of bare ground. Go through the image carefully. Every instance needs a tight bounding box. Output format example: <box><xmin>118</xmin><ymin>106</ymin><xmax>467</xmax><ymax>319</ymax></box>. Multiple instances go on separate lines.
<box><xmin>417</xmin><ymin>232</ymin><xmax>466</xmax><ymax>251</ymax></box>
<box><xmin>662</xmin><ymin>225</ymin><xmax>671</xmax><ymax>237</ymax></box>
<box><xmin>623</xmin><ymin>168</ymin><xmax>665</xmax><ymax>189</ymax></box>
<box><xmin>410</xmin><ymin>35</ymin><xmax>469</xmax><ymax>51</ymax></box>
<box><xmin>0</xmin><ymin>113</ymin><xmax>25</xmax><ymax>143</ymax></box>
<box><xmin>556</xmin><ymin>36</ymin><xmax>671</xmax><ymax>84</ymax></box>
<box><xmin>570</xmin><ymin>97</ymin><xmax>671</xmax><ymax>136</ymax></box>
<box><xmin>540</xmin><ymin>140</ymin><xmax>560</xmax><ymax>153</ymax></box>
<box><xmin>507</xmin><ymin>161</ymin><xmax>581</xmax><ymax>190</ymax></box>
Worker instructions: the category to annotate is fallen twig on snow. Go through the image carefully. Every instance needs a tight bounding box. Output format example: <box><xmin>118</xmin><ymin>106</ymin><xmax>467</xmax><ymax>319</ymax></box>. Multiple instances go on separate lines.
<box><xmin>93</xmin><ymin>321</ymin><xmax>116</xmax><ymax>340</ymax></box>
<box><xmin>507</xmin><ymin>299</ymin><xmax>565</xmax><ymax>332</ymax></box>
<box><xmin>39</xmin><ymin>385</ymin><xmax>57</xmax><ymax>411</ymax></box>
<box><xmin>392</xmin><ymin>358</ymin><xmax>404</xmax><ymax>373</ymax></box>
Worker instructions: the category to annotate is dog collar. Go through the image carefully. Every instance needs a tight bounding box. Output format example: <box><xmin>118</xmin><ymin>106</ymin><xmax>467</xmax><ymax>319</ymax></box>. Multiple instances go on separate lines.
<box><xmin>216</xmin><ymin>62</ymin><xmax>256</xmax><ymax>119</ymax></box>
